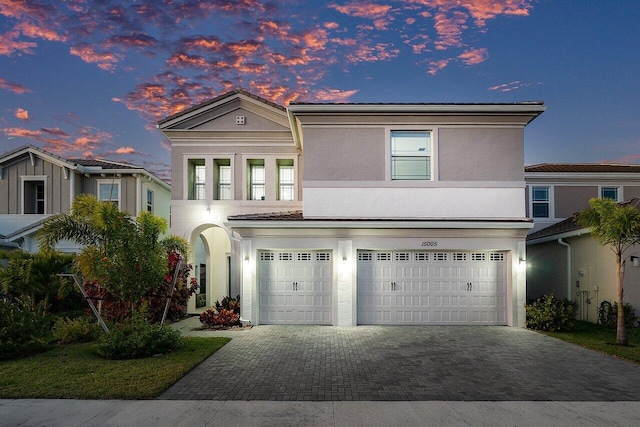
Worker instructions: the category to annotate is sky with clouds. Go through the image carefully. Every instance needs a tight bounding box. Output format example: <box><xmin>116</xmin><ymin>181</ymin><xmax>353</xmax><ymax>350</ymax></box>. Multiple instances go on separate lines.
<box><xmin>1</xmin><ymin>0</ymin><xmax>639</xmax><ymax>181</ymax></box>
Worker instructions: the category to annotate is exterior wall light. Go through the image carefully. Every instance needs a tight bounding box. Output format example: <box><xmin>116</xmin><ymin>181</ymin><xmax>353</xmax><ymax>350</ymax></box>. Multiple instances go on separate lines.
<box><xmin>631</xmin><ymin>256</ymin><xmax>639</xmax><ymax>267</ymax></box>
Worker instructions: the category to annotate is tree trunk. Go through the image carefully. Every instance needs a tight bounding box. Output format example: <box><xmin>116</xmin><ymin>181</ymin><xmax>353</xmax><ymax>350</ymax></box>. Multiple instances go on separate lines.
<box><xmin>616</xmin><ymin>256</ymin><xmax>628</xmax><ymax>346</ymax></box>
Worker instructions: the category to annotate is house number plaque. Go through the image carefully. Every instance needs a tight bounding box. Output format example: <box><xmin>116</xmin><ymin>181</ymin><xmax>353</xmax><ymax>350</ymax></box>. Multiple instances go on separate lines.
<box><xmin>421</xmin><ymin>241</ymin><xmax>438</xmax><ymax>247</ymax></box>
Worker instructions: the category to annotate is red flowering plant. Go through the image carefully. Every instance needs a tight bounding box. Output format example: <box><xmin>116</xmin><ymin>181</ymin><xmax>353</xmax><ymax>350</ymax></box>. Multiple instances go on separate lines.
<box><xmin>199</xmin><ymin>308</ymin><xmax>241</xmax><ymax>328</ymax></box>
<box><xmin>84</xmin><ymin>251</ymin><xmax>198</xmax><ymax>323</ymax></box>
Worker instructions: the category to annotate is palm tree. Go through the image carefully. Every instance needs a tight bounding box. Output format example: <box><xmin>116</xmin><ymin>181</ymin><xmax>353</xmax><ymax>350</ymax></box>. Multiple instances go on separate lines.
<box><xmin>37</xmin><ymin>194</ymin><xmax>189</xmax><ymax>315</ymax></box>
<box><xmin>576</xmin><ymin>197</ymin><xmax>640</xmax><ymax>345</ymax></box>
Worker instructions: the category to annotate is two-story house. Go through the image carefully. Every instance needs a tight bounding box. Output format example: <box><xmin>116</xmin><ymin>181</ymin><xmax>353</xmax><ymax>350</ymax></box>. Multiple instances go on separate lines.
<box><xmin>525</xmin><ymin>164</ymin><xmax>640</xmax><ymax>323</ymax></box>
<box><xmin>0</xmin><ymin>145</ymin><xmax>170</xmax><ymax>252</ymax></box>
<box><xmin>158</xmin><ymin>89</ymin><xmax>545</xmax><ymax>327</ymax></box>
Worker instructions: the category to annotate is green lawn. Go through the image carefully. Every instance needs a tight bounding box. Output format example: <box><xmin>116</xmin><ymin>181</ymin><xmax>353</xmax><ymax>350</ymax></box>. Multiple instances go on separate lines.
<box><xmin>541</xmin><ymin>321</ymin><xmax>640</xmax><ymax>364</ymax></box>
<box><xmin>0</xmin><ymin>337</ymin><xmax>230</xmax><ymax>399</ymax></box>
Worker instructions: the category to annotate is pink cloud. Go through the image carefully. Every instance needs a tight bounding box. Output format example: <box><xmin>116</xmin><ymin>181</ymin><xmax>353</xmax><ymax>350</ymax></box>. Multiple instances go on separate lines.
<box><xmin>428</xmin><ymin>59</ymin><xmax>449</xmax><ymax>75</ymax></box>
<box><xmin>115</xmin><ymin>146</ymin><xmax>136</xmax><ymax>154</ymax></box>
<box><xmin>488</xmin><ymin>80</ymin><xmax>531</xmax><ymax>92</ymax></box>
<box><xmin>0</xmin><ymin>29</ymin><xmax>37</xmax><ymax>55</ymax></box>
<box><xmin>70</xmin><ymin>44</ymin><xmax>122</xmax><ymax>71</ymax></box>
<box><xmin>329</xmin><ymin>2</ymin><xmax>393</xmax><ymax>19</ymax></box>
<box><xmin>14</xmin><ymin>107</ymin><xmax>28</xmax><ymax>121</ymax></box>
<box><xmin>458</xmin><ymin>47</ymin><xmax>488</xmax><ymax>65</ymax></box>
<box><xmin>0</xmin><ymin>77</ymin><xmax>31</xmax><ymax>94</ymax></box>
<box><xmin>314</xmin><ymin>88</ymin><xmax>359</xmax><ymax>102</ymax></box>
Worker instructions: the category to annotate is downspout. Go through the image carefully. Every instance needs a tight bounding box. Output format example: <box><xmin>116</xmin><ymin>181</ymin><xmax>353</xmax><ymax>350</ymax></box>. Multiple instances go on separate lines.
<box><xmin>558</xmin><ymin>238</ymin><xmax>571</xmax><ymax>300</ymax></box>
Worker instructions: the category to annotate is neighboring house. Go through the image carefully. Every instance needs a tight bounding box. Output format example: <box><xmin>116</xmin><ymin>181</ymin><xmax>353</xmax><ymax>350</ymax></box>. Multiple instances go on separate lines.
<box><xmin>0</xmin><ymin>145</ymin><xmax>170</xmax><ymax>252</ymax></box>
<box><xmin>159</xmin><ymin>88</ymin><xmax>545</xmax><ymax>327</ymax></box>
<box><xmin>525</xmin><ymin>164</ymin><xmax>640</xmax><ymax>322</ymax></box>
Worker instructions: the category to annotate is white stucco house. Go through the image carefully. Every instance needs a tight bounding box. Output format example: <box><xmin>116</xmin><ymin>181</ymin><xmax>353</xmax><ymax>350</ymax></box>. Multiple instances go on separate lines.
<box><xmin>158</xmin><ymin>89</ymin><xmax>545</xmax><ymax>327</ymax></box>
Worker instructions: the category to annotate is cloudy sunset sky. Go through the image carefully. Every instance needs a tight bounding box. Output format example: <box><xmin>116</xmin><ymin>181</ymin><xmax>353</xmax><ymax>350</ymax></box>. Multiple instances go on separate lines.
<box><xmin>1</xmin><ymin>0</ymin><xmax>639</xmax><ymax>181</ymax></box>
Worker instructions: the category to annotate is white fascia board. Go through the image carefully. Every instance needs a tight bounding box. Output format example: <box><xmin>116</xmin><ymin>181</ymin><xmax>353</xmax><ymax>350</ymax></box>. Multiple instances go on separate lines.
<box><xmin>287</xmin><ymin>103</ymin><xmax>546</xmax><ymax>115</ymax></box>
<box><xmin>0</xmin><ymin>147</ymin><xmax>77</xmax><ymax>171</ymax></box>
<box><xmin>526</xmin><ymin>227</ymin><xmax>590</xmax><ymax>245</ymax></box>
<box><xmin>225</xmin><ymin>219</ymin><xmax>534</xmax><ymax>230</ymax></box>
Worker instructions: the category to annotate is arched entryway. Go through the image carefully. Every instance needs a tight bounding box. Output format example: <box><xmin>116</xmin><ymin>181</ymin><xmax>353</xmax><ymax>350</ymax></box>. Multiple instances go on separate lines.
<box><xmin>187</xmin><ymin>224</ymin><xmax>233</xmax><ymax>313</ymax></box>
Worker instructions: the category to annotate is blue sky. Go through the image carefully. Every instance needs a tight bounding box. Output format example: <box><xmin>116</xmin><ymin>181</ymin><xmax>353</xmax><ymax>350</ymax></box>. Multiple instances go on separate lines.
<box><xmin>1</xmin><ymin>0</ymin><xmax>639</xmax><ymax>181</ymax></box>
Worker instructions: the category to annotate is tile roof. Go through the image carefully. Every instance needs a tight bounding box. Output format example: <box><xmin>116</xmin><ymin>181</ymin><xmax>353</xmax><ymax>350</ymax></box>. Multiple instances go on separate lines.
<box><xmin>525</xmin><ymin>163</ymin><xmax>640</xmax><ymax>173</ymax></box>
<box><xmin>157</xmin><ymin>88</ymin><xmax>285</xmax><ymax>125</ymax></box>
<box><xmin>527</xmin><ymin>197</ymin><xmax>640</xmax><ymax>242</ymax></box>
<box><xmin>69</xmin><ymin>158</ymin><xmax>137</xmax><ymax>169</ymax></box>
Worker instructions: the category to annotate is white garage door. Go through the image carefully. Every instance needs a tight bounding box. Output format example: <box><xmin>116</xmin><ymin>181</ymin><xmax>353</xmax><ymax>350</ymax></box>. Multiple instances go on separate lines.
<box><xmin>357</xmin><ymin>250</ymin><xmax>508</xmax><ymax>325</ymax></box>
<box><xmin>258</xmin><ymin>250</ymin><xmax>332</xmax><ymax>324</ymax></box>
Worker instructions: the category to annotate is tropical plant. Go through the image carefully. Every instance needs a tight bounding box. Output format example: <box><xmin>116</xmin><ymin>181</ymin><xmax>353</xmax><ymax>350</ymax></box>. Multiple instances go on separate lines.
<box><xmin>0</xmin><ymin>250</ymin><xmax>74</xmax><ymax>311</ymax></box>
<box><xmin>37</xmin><ymin>194</ymin><xmax>189</xmax><ymax>318</ymax></box>
<box><xmin>576</xmin><ymin>197</ymin><xmax>640</xmax><ymax>345</ymax></box>
<box><xmin>199</xmin><ymin>308</ymin><xmax>241</xmax><ymax>328</ymax></box>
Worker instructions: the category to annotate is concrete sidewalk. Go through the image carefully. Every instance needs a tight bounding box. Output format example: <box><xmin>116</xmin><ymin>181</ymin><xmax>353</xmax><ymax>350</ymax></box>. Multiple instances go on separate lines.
<box><xmin>2</xmin><ymin>399</ymin><xmax>640</xmax><ymax>426</ymax></box>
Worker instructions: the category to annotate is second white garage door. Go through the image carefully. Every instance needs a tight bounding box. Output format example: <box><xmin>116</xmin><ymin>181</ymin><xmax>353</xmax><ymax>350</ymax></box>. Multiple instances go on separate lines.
<box><xmin>258</xmin><ymin>250</ymin><xmax>332</xmax><ymax>324</ymax></box>
<box><xmin>357</xmin><ymin>250</ymin><xmax>508</xmax><ymax>325</ymax></box>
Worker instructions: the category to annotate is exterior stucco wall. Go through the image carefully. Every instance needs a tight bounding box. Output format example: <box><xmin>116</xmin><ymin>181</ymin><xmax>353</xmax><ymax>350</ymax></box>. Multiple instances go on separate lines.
<box><xmin>623</xmin><ymin>186</ymin><xmax>640</xmax><ymax>201</ymax></box>
<box><xmin>438</xmin><ymin>128</ymin><xmax>524</xmax><ymax>181</ymax></box>
<box><xmin>303</xmin><ymin>127</ymin><xmax>385</xmax><ymax>181</ymax></box>
<box><xmin>554</xmin><ymin>186</ymin><xmax>597</xmax><ymax>218</ymax></box>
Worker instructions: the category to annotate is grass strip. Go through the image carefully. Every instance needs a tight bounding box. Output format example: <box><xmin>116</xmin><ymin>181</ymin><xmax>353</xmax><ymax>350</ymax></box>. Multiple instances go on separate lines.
<box><xmin>0</xmin><ymin>336</ymin><xmax>230</xmax><ymax>399</ymax></box>
<box><xmin>540</xmin><ymin>321</ymin><xmax>640</xmax><ymax>364</ymax></box>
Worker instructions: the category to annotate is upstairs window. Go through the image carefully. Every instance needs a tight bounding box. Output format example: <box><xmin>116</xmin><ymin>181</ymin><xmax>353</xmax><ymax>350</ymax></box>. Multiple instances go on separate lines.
<box><xmin>391</xmin><ymin>131</ymin><xmax>431</xmax><ymax>180</ymax></box>
<box><xmin>188</xmin><ymin>159</ymin><xmax>205</xmax><ymax>200</ymax></box>
<box><xmin>249</xmin><ymin>160</ymin><xmax>265</xmax><ymax>200</ymax></box>
<box><xmin>23</xmin><ymin>180</ymin><xmax>45</xmax><ymax>214</ymax></box>
<box><xmin>531</xmin><ymin>186</ymin><xmax>549</xmax><ymax>218</ymax></box>
<box><xmin>146</xmin><ymin>189</ymin><xmax>153</xmax><ymax>213</ymax></box>
<box><xmin>98</xmin><ymin>181</ymin><xmax>120</xmax><ymax>208</ymax></box>
<box><xmin>278</xmin><ymin>159</ymin><xmax>295</xmax><ymax>201</ymax></box>
<box><xmin>215</xmin><ymin>159</ymin><xmax>231</xmax><ymax>200</ymax></box>
<box><xmin>601</xmin><ymin>187</ymin><xmax>619</xmax><ymax>201</ymax></box>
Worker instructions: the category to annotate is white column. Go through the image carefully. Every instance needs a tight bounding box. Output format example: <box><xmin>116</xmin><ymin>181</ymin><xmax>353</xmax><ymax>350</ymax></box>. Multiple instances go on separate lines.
<box><xmin>337</xmin><ymin>240</ymin><xmax>355</xmax><ymax>326</ymax></box>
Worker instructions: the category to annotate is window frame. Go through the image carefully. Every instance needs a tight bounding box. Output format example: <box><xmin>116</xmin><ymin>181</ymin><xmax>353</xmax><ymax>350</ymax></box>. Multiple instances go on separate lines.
<box><xmin>214</xmin><ymin>158</ymin><xmax>232</xmax><ymax>201</ymax></box>
<box><xmin>20</xmin><ymin>175</ymin><xmax>47</xmax><ymax>214</ymax></box>
<box><xmin>277</xmin><ymin>159</ymin><xmax>295</xmax><ymax>201</ymax></box>
<box><xmin>600</xmin><ymin>186</ymin><xmax>620</xmax><ymax>201</ymax></box>
<box><xmin>146</xmin><ymin>189</ymin><xmax>153</xmax><ymax>213</ymax></box>
<box><xmin>97</xmin><ymin>179</ymin><xmax>122</xmax><ymax>209</ymax></box>
<box><xmin>387</xmin><ymin>129</ymin><xmax>435</xmax><ymax>182</ymax></box>
<box><xmin>530</xmin><ymin>185</ymin><xmax>550</xmax><ymax>218</ymax></box>
<box><xmin>248</xmin><ymin>159</ymin><xmax>266</xmax><ymax>201</ymax></box>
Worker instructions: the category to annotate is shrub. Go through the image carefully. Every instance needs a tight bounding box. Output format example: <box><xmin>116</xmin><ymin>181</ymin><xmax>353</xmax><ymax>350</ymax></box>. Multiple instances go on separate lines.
<box><xmin>599</xmin><ymin>301</ymin><xmax>637</xmax><ymax>328</ymax></box>
<box><xmin>526</xmin><ymin>294</ymin><xmax>578</xmax><ymax>332</ymax></box>
<box><xmin>199</xmin><ymin>308</ymin><xmax>241</xmax><ymax>327</ymax></box>
<box><xmin>96</xmin><ymin>311</ymin><xmax>183</xmax><ymax>360</ymax></box>
<box><xmin>53</xmin><ymin>316</ymin><xmax>99</xmax><ymax>344</ymax></box>
<box><xmin>0</xmin><ymin>297</ymin><xmax>51</xmax><ymax>359</ymax></box>
<box><xmin>214</xmin><ymin>295</ymin><xmax>240</xmax><ymax>314</ymax></box>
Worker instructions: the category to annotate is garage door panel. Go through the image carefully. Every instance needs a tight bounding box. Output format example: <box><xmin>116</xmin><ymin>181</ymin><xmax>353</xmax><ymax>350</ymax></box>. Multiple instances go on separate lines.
<box><xmin>259</xmin><ymin>250</ymin><xmax>332</xmax><ymax>324</ymax></box>
<box><xmin>358</xmin><ymin>250</ymin><xmax>508</xmax><ymax>325</ymax></box>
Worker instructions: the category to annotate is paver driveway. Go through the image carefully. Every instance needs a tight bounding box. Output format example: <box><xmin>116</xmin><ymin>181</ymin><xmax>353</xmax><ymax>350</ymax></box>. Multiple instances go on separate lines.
<box><xmin>160</xmin><ymin>324</ymin><xmax>640</xmax><ymax>401</ymax></box>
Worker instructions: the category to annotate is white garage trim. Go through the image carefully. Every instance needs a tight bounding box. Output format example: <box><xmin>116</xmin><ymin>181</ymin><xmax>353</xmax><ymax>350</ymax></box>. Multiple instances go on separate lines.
<box><xmin>258</xmin><ymin>250</ymin><xmax>332</xmax><ymax>324</ymax></box>
<box><xmin>357</xmin><ymin>250</ymin><xmax>508</xmax><ymax>325</ymax></box>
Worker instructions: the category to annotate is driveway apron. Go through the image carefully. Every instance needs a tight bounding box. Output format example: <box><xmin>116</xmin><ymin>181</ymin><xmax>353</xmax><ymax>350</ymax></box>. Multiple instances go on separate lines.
<box><xmin>160</xmin><ymin>325</ymin><xmax>640</xmax><ymax>401</ymax></box>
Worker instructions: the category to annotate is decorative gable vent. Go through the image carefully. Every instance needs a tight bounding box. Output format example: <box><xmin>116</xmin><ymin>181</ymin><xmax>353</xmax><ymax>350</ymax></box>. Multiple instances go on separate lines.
<box><xmin>235</xmin><ymin>115</ymin><xmax>246</xmax><ymax>125</ymax></box>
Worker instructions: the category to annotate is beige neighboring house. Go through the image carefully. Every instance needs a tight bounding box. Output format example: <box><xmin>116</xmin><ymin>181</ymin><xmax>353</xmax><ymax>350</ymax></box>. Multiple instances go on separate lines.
<box><xmin>525</xmin><ymin>164</ymin><xmax>640</xmax><ymax>323</ymax></box>
<box><xmin>159</xmin><ymin>88</ymin><xmax>545</xmax><ymax>327</ymax></box>
<box><xmin>0</xmin><ymin>145</ymin><xmax>170</xmax><ymax>253</ymax></box>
